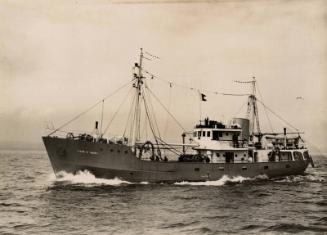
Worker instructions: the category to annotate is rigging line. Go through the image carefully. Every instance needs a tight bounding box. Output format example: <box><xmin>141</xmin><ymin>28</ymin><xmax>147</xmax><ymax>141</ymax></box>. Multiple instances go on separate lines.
<box><xmin>150</xmin><ymin>75</ymin><xmax>250</xmax><ymax>97</ymax></box>
<box><xmin>144</xmin><ymin>51</ymin><xmax>160</xmax><ymax>59</ymax></box>
<box><xmin>102</xmin><ymin>86</ymin><xmax>134</xmax><ymax>136</ymax></box>
<box><xmin>146</xmin><ymin>86</ymin><xmax>186</xmax><ymax>132</ymax></box>
<box><xmin>142</xmin><ymin>89</ymin><xmax>158</xmax><ymax>139</ymax></box>
<box><xmin>155</xmin><ymin>137</ymin><xmax>183</xmax><ymax>155</ymax></box>
<box><xmin>301</xmin><ymin>138</ymin><xmax>324</xmax><ymax>156</ymax></box>
<box><xmin>100</xmin><ymin>100</ymin><xmax>104</xmax><ymax>136</ymax></box>
<box><xmin>233</xmin><ymin>100</ymin><xmax>247</xmax><ymax>117</ymax></box>
<box><xmin>47</xmin><ymin>79</ymin><xmax>134</xmax><ymax>136</ymax></box>
<box><xmin>143</xmin><ymin>83</ymin><xmax>161</xmax><ymax>139</ymax></box>
<box><xmin>256</xmin><ymin>81</ymin><xmax>274</xmax><ymax>133</ymax></box>
<box><xmin>234</xmin><ymin>80</ymin><xmax>254</xmax><ymax>84</ymax></box>
<box><xmin>256</xmin><ymin>98</ymin><xmax>299</xmax><ymax>132</ymax></box>
<box><xmin>163</xmin><ymin>83</ymin><xmax>172</xmax><ymax>139</ymax></box>
<box><xmin>131</xmin><ymin>88</ymin><xmax>140</xmax><ymax>144</ymax></box>
<box><xmin>123</xmin><ymin>90</ymin><xmax>137</xmax><ymax>138</ymax></box>
<box><xmin>141</xmin><ymin>88</ymin><xmax>160</xmax><ymax>143</ymax></box>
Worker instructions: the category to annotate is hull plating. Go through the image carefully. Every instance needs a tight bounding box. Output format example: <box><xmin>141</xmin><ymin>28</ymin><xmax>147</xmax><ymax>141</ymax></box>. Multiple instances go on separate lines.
<box><xmin>43</xmin><ymin>137</ymin><xmax>309</xmax><ymax>182</ymax></box>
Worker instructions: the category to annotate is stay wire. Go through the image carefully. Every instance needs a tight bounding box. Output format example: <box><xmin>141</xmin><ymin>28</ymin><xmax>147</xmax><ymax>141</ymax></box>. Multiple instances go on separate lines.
<box><xmin>146</xmin><ymin>86</ymin><xmax>186</xmax><ymax>132</ymax></box>
<box><xmin>144</xmin><ymin>69</ymin><xmax>249</xmax><ymax>97</ymax></box>
<box><xmin>141</xmin><ymin>88</ymin><xmax>160</xmax><ymax>143</ymax></box>
<box><xmin>48</xmin><ymin>79</ymin><xmax>135</xmax><ymax>136</ymax></box>
<box><xmin>123</xmin><ymin>90</ymin><xmax>137</xmax><ymax>138</ymax></box>
<box><xmin>256</xmin><ymin>81</ymin><xmax>274</xmax><ymax>133</ymax></box>
<box><xmin>102</xmin><ymin>86</ymin><xmax>134</xmax><ymax>136</ymax></box>
<box><xmin>256</xmin><ymin>98</ymin><xmax>299</xmax><ymax>132</ymax></box>
<box><xmin>144</xmin><ymin>83</ymin><xmax>161</xmax><ymax>139</ymax></box>
<box><xmin>163</xmin><ymin>83</ymin><xmax>172</xmax><ymax>139</ymax></box>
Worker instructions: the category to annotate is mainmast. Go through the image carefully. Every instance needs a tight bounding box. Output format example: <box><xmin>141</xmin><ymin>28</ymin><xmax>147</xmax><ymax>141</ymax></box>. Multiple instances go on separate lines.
<box><xmin>246</xmin><ymin>77</ymin><xmax>261</xmax><ymax>140</ymax></box>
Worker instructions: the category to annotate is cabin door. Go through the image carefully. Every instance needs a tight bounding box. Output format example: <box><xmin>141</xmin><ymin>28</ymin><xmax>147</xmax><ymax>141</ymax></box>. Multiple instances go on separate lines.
<box><xmin>225</xmin><ymin>152</ymin><xmax>234</xmax><ymax>163</ymax></box>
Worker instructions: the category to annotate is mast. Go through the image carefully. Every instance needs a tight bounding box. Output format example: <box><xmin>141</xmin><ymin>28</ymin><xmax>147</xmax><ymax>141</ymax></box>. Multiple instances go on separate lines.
<box><xmin>133</xmin><ymin>48</ymin><xmax>144</xmax><ymax>145</ymax></box>
<box><xmin>246</xmin><ymin>77</ymin><xmax>261</xmax><ymax>140</ymax></box>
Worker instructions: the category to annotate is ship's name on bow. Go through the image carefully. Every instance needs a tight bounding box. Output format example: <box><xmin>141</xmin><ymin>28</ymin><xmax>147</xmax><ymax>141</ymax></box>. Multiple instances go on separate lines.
<box><xmin>77</xmin><ymin>150</ymin><xmax>99</xmax><ymax>155</ymax></box>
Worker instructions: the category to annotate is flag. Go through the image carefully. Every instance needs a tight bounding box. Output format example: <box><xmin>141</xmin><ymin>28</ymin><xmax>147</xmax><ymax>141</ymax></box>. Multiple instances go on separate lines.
<box><xmin>201</xmin><ymin>93</ymin><xmax>207</xmax><ymax>101</ymax></box>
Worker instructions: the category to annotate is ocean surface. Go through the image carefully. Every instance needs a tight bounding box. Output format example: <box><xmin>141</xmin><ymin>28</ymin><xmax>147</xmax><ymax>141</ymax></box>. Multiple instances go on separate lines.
<box><xmin>0</xmin><ymin>150</ymin><xmax>326</xmax><ymax>235</ymax></box>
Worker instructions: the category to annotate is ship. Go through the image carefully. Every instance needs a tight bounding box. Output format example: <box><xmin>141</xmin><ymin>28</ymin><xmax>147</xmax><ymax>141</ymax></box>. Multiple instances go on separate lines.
<box><xmin>43</xmin><ymin>49</ymin><xmax>314</xmax><ymax>183</ymax></box>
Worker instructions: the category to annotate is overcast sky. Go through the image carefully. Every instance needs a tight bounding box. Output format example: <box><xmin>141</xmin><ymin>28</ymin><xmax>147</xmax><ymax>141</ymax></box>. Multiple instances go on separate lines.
<box><xmin>0</xmin><ymin>0</ymin><xmax>326</xmax><ymax>153</ymax></box>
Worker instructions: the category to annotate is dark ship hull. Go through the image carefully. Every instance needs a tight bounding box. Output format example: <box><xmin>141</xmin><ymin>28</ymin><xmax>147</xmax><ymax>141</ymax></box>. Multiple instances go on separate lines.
<box><xmin>43</xmin><ymin>136</ymin><xmax>310</xmax><ymax>183</ymax></box>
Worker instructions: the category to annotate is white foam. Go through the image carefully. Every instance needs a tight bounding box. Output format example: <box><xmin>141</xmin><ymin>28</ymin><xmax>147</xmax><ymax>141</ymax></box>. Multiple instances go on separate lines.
<box><xmin>51</xmin><ymin>170</ymin><xmax>132</xmax><ymax>186</ymax></box>
<box><xmin>174</xmin><ymin>175</ymin><xmax>251</xmax><ymax>186</ymax></box>
<box><xmin>275</xmin><ymin>174</ymin><xmax>325</xmax><ymax>183</ymax></box>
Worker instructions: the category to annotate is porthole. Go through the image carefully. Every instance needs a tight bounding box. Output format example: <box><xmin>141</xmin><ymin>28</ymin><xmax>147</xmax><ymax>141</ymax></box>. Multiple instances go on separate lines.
<box><xmin>242</xmin><ymin>166</ymin><xmax>247</xmax><ymax>170</ymax></box>
<box><xmin>264</xmin><ymin>166</ymin><xmax>269</xmax><ymax>169</ymax></box>
<box><xmin>286</xmin><ymin>164</ymin><xmax>290</xmax><ymax>168</ymax></box>
<box><xmin>110</xmin><ymin>149</ymin><xmax>114</xmax><ymax>152</ymax></box>
<box><xmin>124</xmin><ymin>150</ymin><xmax>128</xmax><ymax>154</ymax></box>
<box><xmin>194</xmin><ymin>168</ymin><xmax>200</xmax><ymax>171</ymax></box>
<box><xmin>219</xmin><ymin>167</ymin><xmax>224</xmax><ymax>171</ymax></box>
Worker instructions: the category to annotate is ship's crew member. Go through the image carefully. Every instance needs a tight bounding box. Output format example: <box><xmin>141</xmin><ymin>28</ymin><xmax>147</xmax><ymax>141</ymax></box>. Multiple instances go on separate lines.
<box><xmin>275</xmin><ymin>147</ymin><xmax>281</xmax><ymax>161</ymax></box>
<box><xmin>232</xmin><ymin>134</ymin><xmax>239</xmax><ymax>148</ymax></box>
<box><xmin>254</xmin><ymin>152</ymin><xmax>258</xmax><ymax>162</ymax></box>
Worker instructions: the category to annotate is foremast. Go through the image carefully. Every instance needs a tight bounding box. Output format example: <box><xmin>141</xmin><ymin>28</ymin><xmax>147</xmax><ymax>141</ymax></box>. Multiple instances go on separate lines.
<box><xmin>130</xmin><ymin>48</ymin><xmax>162</xmax><ymax>157</ymax></box>
<box><xmin>133</xmin><ymin>48</ymin><xmax>145</xmax><ymax>146</ymax></box>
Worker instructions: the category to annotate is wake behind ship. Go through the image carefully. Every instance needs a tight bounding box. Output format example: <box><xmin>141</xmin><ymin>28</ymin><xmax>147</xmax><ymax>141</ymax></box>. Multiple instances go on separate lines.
<box><xmin>43</xmin><ymin>49</ymin><xmax>314</xmax><ymax>183</ymax></box>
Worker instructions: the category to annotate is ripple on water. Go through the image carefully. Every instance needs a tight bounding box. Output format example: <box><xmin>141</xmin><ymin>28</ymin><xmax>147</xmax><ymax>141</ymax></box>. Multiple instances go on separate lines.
<box><xmin>263</xmin><ymin>223</ymin><xmax>327</xmax><ymax>233</ymax></box>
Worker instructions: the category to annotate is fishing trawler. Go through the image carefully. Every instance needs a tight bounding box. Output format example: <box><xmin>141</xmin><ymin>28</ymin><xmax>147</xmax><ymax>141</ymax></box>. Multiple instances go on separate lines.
<box><xmin>43</xmin><ymin>49</ymin><xmax>314</xmax><ymax>183</ymax></box>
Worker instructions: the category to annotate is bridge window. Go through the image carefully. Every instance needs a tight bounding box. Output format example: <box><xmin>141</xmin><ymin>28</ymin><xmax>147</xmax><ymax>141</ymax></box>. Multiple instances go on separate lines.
<box><xmin>213</xmin><ymin>131</ymin><xmax>219</xmax><ymax>140</ymax></box>
<box><xmin>207</xmin><ymin>131</ymin><xmax>210</xmax><ymax>137</ymax></box>
<box><xmin>198</xmin><ymin>131</ymin><xmax>201</xmax><ymax>137</ymax></box>
<box><xmin>280</xmin><ymin>152</ymin><xmax>292</xmax><ymax>161</ymax></box>
<box><xmin>293</xmin><ymin>151</ymin><xmax>303</xmax><ymax>161</ymax></box>
<box><xmin>202</xmin><ymin>131</ymin><xmax>205</xmax><ymax>137</ymax></box>
<box><xmin>303</xmin><ymin>151</ymin><xmax>309</xmax><ymax>160</ymax></box>
<box><xmin>193</xmin><ymin>132</ymin><xmax>197</xmax><ymax>137</ymax></box>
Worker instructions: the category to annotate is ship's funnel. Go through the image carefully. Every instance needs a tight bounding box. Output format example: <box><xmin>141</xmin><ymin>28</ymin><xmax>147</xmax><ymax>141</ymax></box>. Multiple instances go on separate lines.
<box><xmin>232</xmin><ymin>118</ymin><xmax>250</xmax><ymax>141</ymax></box>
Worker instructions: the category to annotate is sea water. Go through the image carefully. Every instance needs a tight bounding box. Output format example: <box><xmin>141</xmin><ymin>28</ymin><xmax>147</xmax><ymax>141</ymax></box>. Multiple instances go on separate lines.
<box><xmin>0</xmin><ymin>150</ymin><xmax>326</xmax><ymax>234</ymax></box>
